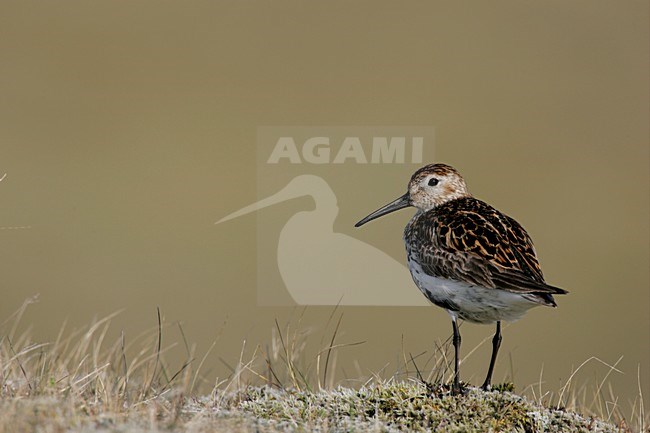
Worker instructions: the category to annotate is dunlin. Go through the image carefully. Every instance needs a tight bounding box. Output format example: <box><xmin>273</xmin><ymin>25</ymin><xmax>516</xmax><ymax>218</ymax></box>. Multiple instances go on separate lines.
<box><xmin>356</xmin><ymin>163</ymin><xmax>567</xmax><ymax>394</ymax></box>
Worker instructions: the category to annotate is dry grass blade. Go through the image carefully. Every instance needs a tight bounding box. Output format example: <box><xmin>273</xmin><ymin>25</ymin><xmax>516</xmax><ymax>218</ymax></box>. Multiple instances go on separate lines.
<box><xmin>160</xmin><ymin>359</ymin><xmax>194</xmax><ymax>393</ymax></box>
<box><xmin>61</xmin><ymin>363</ymin><xmax>110</xmax><ymax>395</ymax></box>
<box><xmin>121</xmin><ymin>330</ymin><xmax>128</xmax><ymax>396</ymax></box>
<box><xmin>274</xmin><ymin>318</ymin><xmax>300</xmax><ymax>391</ymax></box>
<box><xmin>557</xmin><ymin>356</ymin><xmax>624</xmax><ymax>411</ymax></box>
<box><xmin>145</xmin><ymin>307</ymin><xmax>163</xmax><ymax>398</ymax></box>
<box><xmin>261</xmin><ymin>344</ymin><xmax>282</xmax><ymax>389</ymax></box>
<box><xmin>2</xmin><ymin>295</ymin><xmax>39</xmax><ymax>342</ymax></box>
<box><xmin>323</xmin><ymin>313</ymin><xmax>343</xmax><ymax>389</ymax></box>
<box><xmin>190</xmin><ymin>339</ymin><xmax>218</xmax><ymax>394</ymax></box>
<box><xmin>637</xmin><ymin>365</ymin><xmax>646</xmax><ymax>433</ymax></box>
<box><xmin>409</xmin><ymin>352</ymin><xmax>424</xmax><ymax>383</ymax></box>
<box><xmin>592</xmin><ymin>355</ymin><xmax>624</xmax><ymax>416</ymax></box>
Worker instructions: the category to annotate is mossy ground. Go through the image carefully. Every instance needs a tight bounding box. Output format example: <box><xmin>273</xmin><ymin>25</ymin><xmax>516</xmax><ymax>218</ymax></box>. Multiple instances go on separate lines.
<box><xmin>0</xmin><ymin>303</ymin><xmax>641</xmax><ymax>432</ymax></box>
<box><xmin>190</xmin><ymin>381</ymin><xmax>622</xmax><ymax>433</ymax></box>
<box><xmin>0</xmin><ymin>381</ymin><xmax>634</xmax><ymax>432</ymax></box>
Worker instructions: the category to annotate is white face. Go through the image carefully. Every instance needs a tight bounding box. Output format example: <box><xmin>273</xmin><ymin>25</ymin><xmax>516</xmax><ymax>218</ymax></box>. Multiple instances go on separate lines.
<box><xmin>355</xmin><ymin>164</ymin><xmax>469</xmax><ymax>228</ymax></box>
<box><xmin>409</xmin><ymin>171</ymin><xmax>469</xmax><ymax>211</ymax></box>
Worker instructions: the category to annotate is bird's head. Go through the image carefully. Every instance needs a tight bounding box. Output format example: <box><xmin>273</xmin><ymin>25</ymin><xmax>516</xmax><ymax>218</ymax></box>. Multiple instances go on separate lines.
<box><xmin>407</xmin><ymin>163</ymin><xmax>469</xmax><ymax>211</ymax></box>
<box><xmin>355</xmin><ymin>163</ymin><xmax>469</xmax><ymax>227</ymax></box>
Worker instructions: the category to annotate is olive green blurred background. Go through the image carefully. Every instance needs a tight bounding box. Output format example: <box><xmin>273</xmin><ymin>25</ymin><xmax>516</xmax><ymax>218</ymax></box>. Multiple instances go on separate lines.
<box><xmin>1</xmin><ymin>0</ymin><xmax>648</xmax><ymax>412</ymax></box>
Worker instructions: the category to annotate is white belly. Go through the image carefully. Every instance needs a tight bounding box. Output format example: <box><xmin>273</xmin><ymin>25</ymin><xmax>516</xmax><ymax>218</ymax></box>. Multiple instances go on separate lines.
<box><xmin>407</xmin><ymin>258</ymin><xmax>541</xmax><ymax>324</ymax></box>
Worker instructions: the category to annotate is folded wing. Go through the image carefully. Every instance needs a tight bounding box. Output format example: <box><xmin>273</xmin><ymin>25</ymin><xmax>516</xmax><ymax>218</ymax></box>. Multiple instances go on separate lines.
<box><xmin>409</xmin><ymin>198</ymin><xmax>568</xmax><ymax>306</ymax></box>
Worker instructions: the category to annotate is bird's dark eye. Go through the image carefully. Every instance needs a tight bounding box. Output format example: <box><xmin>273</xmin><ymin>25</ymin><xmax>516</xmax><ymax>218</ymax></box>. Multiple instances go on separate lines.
<box><xmin>428</xmin><ymin>178</ymin><xmax>439</xmax><ymax>186</ymax></box>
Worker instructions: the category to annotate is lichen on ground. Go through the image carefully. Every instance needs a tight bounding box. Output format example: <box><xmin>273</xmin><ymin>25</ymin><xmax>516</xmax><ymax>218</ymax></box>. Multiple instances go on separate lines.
<box><xmin>183</xmin><ymin>381</ymin><xmax>623</xmax><ymax>433</ymax></box>
<box><xmin>0</xmin><ymin>381</ymin><xmax>629</xmax><ymax>432</ymax></box>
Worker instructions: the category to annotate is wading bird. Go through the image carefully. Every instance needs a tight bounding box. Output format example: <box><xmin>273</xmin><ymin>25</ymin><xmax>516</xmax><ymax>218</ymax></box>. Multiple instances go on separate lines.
<box><xmin>355</xmin><ymin>163</ymin><xmax>567</xmax><ymax>394</ymax></box>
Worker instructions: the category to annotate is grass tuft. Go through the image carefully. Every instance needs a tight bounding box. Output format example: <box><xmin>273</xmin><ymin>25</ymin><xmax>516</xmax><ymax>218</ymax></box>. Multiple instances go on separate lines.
<box><xmin>0</xmin><ymin>299</ymin><xmax>645</xmax><ymax>432</ymax></box>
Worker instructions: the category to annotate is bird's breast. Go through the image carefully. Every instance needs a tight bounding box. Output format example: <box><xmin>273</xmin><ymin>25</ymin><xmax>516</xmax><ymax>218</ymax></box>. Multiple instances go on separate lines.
<box><xmin>405</xmin><ymin>250</ymin><xmax>541</xmax><ymax>324</ymax></box>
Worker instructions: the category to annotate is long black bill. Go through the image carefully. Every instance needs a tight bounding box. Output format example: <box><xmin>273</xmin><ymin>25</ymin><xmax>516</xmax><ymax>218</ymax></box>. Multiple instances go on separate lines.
<box><xmin>355</xmin><ymin>193</ymin><xmax>411</xmax><ymax>227</ymax></box>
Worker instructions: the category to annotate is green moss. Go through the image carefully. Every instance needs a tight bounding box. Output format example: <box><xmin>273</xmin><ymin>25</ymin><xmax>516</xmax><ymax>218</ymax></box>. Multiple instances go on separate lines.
<box><xmin>491</xmin><ymin>382</ymin><xmax>516</xmax><ymax>393</ymax></box>
<box><xmin>203</xmin><ymin>382</ymin><xmax>621</xmax><ymax>432</ymax></box>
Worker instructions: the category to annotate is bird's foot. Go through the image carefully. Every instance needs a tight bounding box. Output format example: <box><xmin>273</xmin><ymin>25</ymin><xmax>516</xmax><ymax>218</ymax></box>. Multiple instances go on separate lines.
<box><xmin>424</xmin><ymin>381</ymin><xmax>467</xmax><ymax>397</ymax></box>
<box><xmin>451</xmin><ymin>382</ymin><xmax>467</xmax><ymax>396</ymax></box>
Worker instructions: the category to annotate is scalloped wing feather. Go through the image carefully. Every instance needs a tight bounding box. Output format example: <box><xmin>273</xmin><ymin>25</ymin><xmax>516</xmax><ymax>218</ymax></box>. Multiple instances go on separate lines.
<box><xmin>405</xmin><ymin>197</ymin><xmax>567</xmax><ymax>304</ymax></box>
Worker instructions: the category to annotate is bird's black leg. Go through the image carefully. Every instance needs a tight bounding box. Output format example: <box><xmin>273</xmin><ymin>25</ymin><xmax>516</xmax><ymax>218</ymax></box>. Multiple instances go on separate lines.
<box><xmin>451</xmin><ymin>318</ymin><xmax>462</xmax><ymax>395</ymax></box>
<box><xmin>481</xmin><ymin>321</ymin><xmax>502</xmax><ymax>390</ymax></box>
